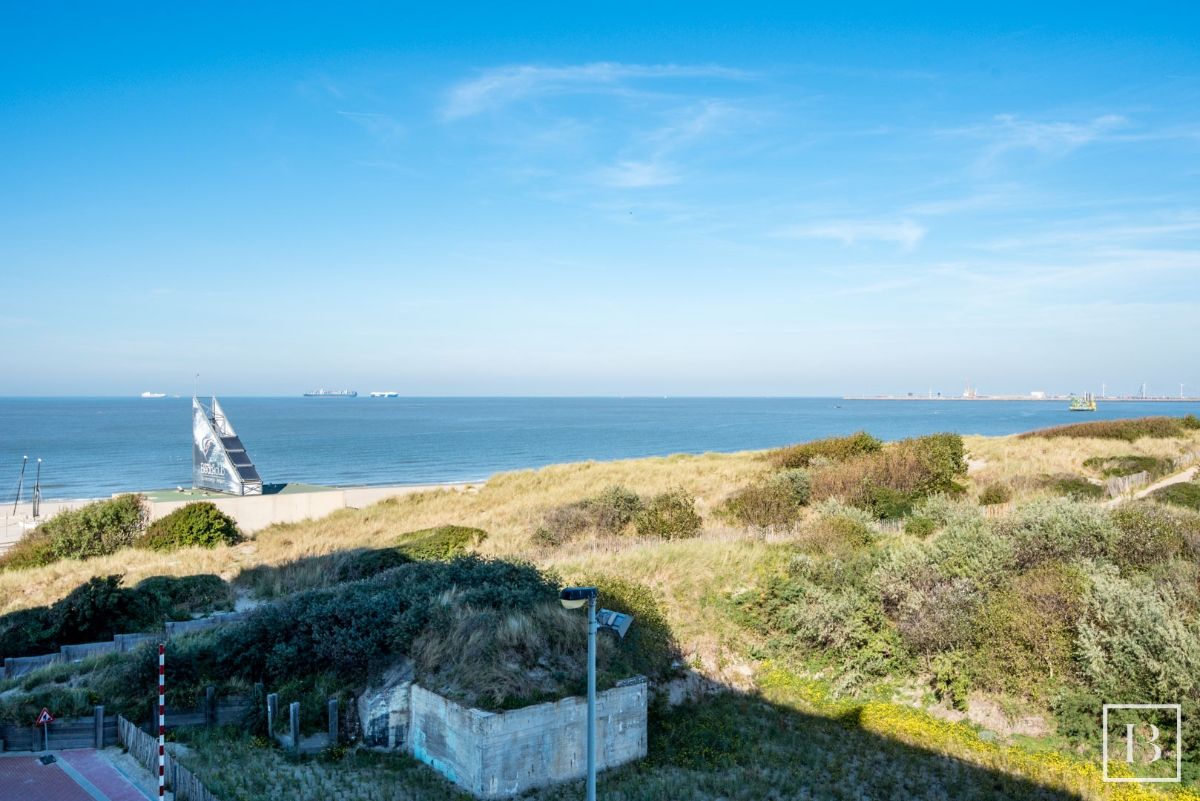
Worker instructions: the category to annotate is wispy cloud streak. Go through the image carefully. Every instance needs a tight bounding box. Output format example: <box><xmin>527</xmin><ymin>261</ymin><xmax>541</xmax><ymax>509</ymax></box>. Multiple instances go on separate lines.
<box><xmin>443</xmin><ymin>62</ymin><xmax>750</xmax><ymax>119</ymax></box>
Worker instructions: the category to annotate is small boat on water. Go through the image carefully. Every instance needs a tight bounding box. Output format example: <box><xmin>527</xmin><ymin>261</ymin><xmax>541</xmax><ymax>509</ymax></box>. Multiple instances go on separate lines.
<box><xmin>140</xmin><ymin>391</ymin><xmax>166</xmax><ymax>398</ymax></box>
<box><xmin>1068</xmin><ymin>393</ymin><xmax>1097</xmax><ymax>411</ymax></box>
<box><xmin>304</xmin><ymin>389</ymin><xmax>358</xmax><ymax>397</ymax></box>
<box><xmin>369</xmin><ymin>391</ymin><xmax>400</xmax><ymax>398</ymax></box>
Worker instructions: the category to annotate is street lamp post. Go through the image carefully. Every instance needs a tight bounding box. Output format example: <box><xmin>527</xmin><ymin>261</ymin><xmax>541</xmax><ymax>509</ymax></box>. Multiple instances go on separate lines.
<box><xmin>560</xmin><ymin>586</ymin><xmax>635</xmax><ymax>801</ymax></box>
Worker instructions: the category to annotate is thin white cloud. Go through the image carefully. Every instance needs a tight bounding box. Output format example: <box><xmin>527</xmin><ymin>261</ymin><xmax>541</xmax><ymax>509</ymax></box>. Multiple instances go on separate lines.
<box><xmin>957</xmin><ymin>113</ymin><xmax>1127</xmax><ymax>164</ymax></box>
<box><xmin>337</xmin><ymin>111</ymin><xmax>405</xmax><ymax>142</ymax></box>
<box><xmin>442</xmin><ymin>62</ymin><xmax>750</xmax><ymax>119</ymax></box>
<box><xmin>594</xmin><ymin>160</ymin><xmax>681</xmax><ymax>188</ymax></box>
<box><xmin>780</xmin><ymin>219</ymin><xmax>927</xmax><ymax>250</ymax></box>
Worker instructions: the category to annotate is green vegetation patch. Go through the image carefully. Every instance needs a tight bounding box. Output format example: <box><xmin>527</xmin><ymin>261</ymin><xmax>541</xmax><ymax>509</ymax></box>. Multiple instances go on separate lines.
<box><xmin>1038</xmin><ymin>474</ymin><xmax>1105</xmax><ymax>500</ymax></box>
<box><xmin>1152</xmin><ymin>481</ymin><xmax>1200</xmax><ymax>511</ymax></box>
<box><xmin>0</xmin><ymin>574</ymin><xmax>232</xmax><ymax>659</ymax></box>
<box><xmin>395</xmin><ymin>526</ymin><xmax>487</xmax><ymax>560</ymax></box>
<box><xmin>1020</xmin><ymin>414</ymin><xmax>1200</xmax><ymax>442</ymax></box>
<box><xmin>767</xmin><ymin>430</ymin><xmax>883</xmax><ymax>469</ymax></box>
<box><xmin>1082</xmin><ymin>454</ymin><xmax>1174</xmax><ymax>479</ymax></box>
<box><xmin>0</xmin><ymin>494</ymin><xmax>148</xmax><ymax>571</ymax></box>
<box><xmin>136</xmin><ymin>502</ymin><xmax>241</xmax><ymax>551</ymax></box>
<box><xmin>977</xmin><ymin>483</ymin><xmax>1012</xmax><ymax>506</ymax></box>
<box><xmin>720</xmin><ymin>468</ymin><xmax>811</xmax><ymax>529</ymax></box>
<box><xmin>809</xmin><ymin>433</ymin><xmax>967</xmax><ymax>519</ymax></box>
<box><xmin>533</xmin><ymin>485</ymin><xmax>643</xmax><ymax>545</ymax></box>
<box><xmin>633</xmin><ymin>488</ymin><xmax>702</xmax><ymax>539</ymax></box>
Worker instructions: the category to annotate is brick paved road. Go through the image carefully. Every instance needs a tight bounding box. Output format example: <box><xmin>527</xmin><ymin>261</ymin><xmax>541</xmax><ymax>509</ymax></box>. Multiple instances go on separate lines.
<box><xmin>0</xmin><ymin>751</ymin><xmax>150</xmax><ymax>801</ymax></box>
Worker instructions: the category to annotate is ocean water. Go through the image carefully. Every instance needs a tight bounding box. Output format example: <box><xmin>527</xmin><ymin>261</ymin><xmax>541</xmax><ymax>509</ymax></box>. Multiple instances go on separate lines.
<box><xmin>1</xmin><ymin>397</ymin><xmax>1198</xmax><ymax>500</ymax></box>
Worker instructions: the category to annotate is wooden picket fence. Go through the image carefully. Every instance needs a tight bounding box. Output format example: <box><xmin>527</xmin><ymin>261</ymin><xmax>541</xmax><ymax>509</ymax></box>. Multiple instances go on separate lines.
<box><xmin>118</xmin><ymin>715</ymin><xmax>223</xmax><ymax>801</ymax></box>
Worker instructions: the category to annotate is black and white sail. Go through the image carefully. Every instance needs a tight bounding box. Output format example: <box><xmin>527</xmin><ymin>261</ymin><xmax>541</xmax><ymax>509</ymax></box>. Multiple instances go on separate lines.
<box><xmin>192</xmin><ymin>397</ymin><xmax>262</xmax><ymax>495</ymax></box>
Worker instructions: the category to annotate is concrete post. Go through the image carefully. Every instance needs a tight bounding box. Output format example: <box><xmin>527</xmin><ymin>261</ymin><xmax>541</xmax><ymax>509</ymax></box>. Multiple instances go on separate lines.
<box><xmin>289</xmin><ymin>702</ymin><xmax>300</xmax><ymax>753</ymax></box>
<box><xmin>94</xmin><ymin>705</ymin><xmax>105</xmax><ymax>748</ymax></box>
<box><xmin>205</xmin><ymin>686</ymin><xmax>216</xmax><ymax>727</ymax></box>
<box><xmin>587</xmin><ymin>595</ymin><xmax>597</xmax><ymax>801</ymax></box>
<box><xmin>267</xmin><ymin>693</ymin><xmax>278</xmax><ymax>737</ymax></box>
<box><xmin>327</xmin><ymin>698</ymin><xmax>338</xmax><ymax>744</ymax></box>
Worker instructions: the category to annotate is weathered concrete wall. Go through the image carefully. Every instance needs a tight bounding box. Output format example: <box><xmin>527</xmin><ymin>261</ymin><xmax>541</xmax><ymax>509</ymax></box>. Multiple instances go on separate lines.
<box><xmin>408</xmin><ymin>677</ymin><xmax>649</xmax><ymax>799</ymax></box>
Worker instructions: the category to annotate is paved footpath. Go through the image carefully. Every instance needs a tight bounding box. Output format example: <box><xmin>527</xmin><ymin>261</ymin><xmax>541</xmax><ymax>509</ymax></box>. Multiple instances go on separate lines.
<box><xmin>0</xmin><ymin>750</ymin><xmax>151</xmax><ymax>801</ymax></box>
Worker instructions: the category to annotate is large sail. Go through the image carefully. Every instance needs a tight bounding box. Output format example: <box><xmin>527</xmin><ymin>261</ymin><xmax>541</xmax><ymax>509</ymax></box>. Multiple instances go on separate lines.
<box><xmin>192</xmin><ymin>397</ymin><xmax>263</xmax><ymax>495</ymax></box>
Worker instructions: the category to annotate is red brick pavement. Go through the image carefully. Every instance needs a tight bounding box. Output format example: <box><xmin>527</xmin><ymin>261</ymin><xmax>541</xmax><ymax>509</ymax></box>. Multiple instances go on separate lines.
<box><xmin>0</xmin><ymin>750</ymin><xmax>150</xmax><ymax>801</ymax></box>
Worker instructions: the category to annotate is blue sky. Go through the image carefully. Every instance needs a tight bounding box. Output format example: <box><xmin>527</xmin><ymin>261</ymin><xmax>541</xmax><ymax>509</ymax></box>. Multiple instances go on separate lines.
<box><xmin>2</xmin><ymin>3</ymin><xmax>1198</xmax><ymax>396</ymax></box>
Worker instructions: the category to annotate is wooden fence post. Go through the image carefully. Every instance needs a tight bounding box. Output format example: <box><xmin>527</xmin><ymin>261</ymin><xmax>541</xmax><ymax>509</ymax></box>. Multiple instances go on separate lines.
<box><xmin>267</xmin><ymin>692</ymin><xmax>278</xmax><ymax>739</ymax></box>
<box><xmin>94</xmin><ymin>705</ymin><xmax>105</xmax><ymax>748</ymax></box>
<box><xmin>327</xmin><ymin>698</ymin><xmax>338</xmax><ymax>744</ymax></box>
<box><xmin>205</xmin><ymin>685</ymin><xmax>216</xmax><ymax>727</ymax></box>
<box><xmin>289</xmin><ymin>702</ymin><xmax>300</xmax><ymax>753</ymax></box>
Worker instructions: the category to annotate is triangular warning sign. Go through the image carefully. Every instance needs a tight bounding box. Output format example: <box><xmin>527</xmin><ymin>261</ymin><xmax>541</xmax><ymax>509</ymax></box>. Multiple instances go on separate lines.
<box><xmin>35</xmin><ymin>707</ymin><xmax>54</xmax><ymax>725</ymax></box>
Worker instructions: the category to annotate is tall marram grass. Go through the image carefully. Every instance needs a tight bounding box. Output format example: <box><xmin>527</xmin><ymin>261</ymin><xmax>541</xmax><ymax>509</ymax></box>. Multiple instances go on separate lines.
<box><xmin>1020</xmin><ymin>415</ymin><xmax>1200</xmax><ymax>442</ymax></box>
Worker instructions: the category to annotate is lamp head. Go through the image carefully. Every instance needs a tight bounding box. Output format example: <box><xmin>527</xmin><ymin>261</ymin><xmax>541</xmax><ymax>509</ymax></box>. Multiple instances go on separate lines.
<box><xmin>560</xmin><ymin>586</ymin><xmax>598</xmax><ymax>609</ymax></box>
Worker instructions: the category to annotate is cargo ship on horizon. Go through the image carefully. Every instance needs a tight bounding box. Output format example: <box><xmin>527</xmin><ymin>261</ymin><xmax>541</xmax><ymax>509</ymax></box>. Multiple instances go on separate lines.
<box><xmin>303</xmin><ymin>389</ymin><xmax>358</xmax><ymax>397</ymax></box>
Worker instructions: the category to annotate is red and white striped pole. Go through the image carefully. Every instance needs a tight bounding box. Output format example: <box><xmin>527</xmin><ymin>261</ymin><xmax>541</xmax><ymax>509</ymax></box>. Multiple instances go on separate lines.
<box><xmin>157</xmin><ymin>643</ymin><xmax>165</xmax><ymax>799</ymax></box>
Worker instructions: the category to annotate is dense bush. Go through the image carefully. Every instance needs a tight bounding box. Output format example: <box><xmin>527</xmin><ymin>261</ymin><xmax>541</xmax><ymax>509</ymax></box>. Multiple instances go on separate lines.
<box><xmin>997</xmin><ymin>498</ymin><xmax>1117</xmax><ymax>569</ymax></box>
<box><xmin>810</xmin><ymin>433</ymin><xmax>967</xmax><ymax>518</ymax></box>
<box><xmin>1038</xmin><ymin>474</ymin><xmax>1105</xmax><ymax>500</ymax></box>
<box><xmin>577</xmin><ymin>573</ymin><xmax>680</xmax><ymax>687</ymax></box>
<box><xmin>904</xmin><ymin>516</ymin><xmax>936</xmax><ymax>538</ymax></box>
<box><xmin>768</xmin><ymin>431</ymin><xmax>883</xmax><ymax>469</ymax></box>
<box><xmin>395</xmin><ymin>526</ymin><xmax>486</xmax><ymax>560</ymax></box>
<box><xmin>722</xmin><ymin>469</ymin><xmax>811</xmax><ymax>529</ymax></box>
<box><xmin>1110</xmin><ymin>503</ymin><xmax>1190</xmax><ymax>570</ymax></box>
<box><xmin>1153</xmin><ymin>481</ymin><xmax>1200</xmax><ymax>511</ymax></box>
<box><xmin>333</xmin><ymin>547</ymin><xmax>412</xmax><ymax>582</ymax></box>
<box><xmin>533</xmin><ymin>485</ymin><xmax>643</xmax><ymax>545</ymax></box>
<box><xmin>977</xmin><ymin>483</ymin><xmax>1012</xmax><ymax>506</ymax></box>
<box><xmin>0</xmin><ymin>574</ymin><xmax>232</xmax><ymax>658</ymax></box>
<box><xmin>875</xmin><ymin>551</ymin><xmax>979</xmax><ymax>656</ymax></box>
<box><xmin>1082</xmin><ymin>455</ymin><xmax>1174</xmax><ymax>479</ymax></box>
<box><xmin>136</xmin><ymin>502</ymin><xmax>241</xmax><ymax>551</ymax></box>
<box><xmin>1020</xmin><ymin>415</ymin><xmax>1200</xmax><ymax>442</ymax></box>
<box><xmin>634</xmin><ymin>489</ymin><xmax>702</xmax><ymax>539</ymax></box>
<box><xmin>969</xmin><ymin>564</ymin><xmax>1085</xmax><ymax>697</ymax></box>
<box><xmin>0</xmin><ymin>494</ymin><xmax>148</xmax><ymax>570</ymax></box>
<box><xmin>133</xmin><ymin>574</ymin><xmax>234</xmax><ymax>616</ymax></box>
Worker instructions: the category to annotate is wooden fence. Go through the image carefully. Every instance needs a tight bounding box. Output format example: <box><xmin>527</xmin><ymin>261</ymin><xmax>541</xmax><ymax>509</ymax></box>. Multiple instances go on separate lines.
<box><xmin>118</xmin><ymin>715</ymin><xmax>223</xmax><ymax>801</ymax></box>
<box><xmin>0</xmin><ymin>706</ymin><xmax>115</xmax><ymax>751</ymax></box>
<box><xmin>1105</xmin><ymin>470</ymin><xmax>1151</xmax><ymax>497</ymax></box>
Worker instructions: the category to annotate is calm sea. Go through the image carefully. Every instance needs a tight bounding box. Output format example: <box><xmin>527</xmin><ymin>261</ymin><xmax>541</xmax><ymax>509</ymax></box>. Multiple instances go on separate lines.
<box><xmin>1</xmin><ymin>397</ymin><xmax>1197</xmax><ymax>500</ymax></box>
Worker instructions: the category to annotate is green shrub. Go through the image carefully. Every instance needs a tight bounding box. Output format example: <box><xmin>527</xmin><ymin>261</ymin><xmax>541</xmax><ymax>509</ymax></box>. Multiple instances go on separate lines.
<box><xmin>333</xmin><ymin>547</ymin><xmax>412</xmax><ymax>582</ymax></box>
<box><xmin>969</xmin><ymin>564</ymin><xmax>1085</xmax><ymax>697</ymax></box>
<box><xmin>1038</xmin><ymin>474</ymin><xmax>1105</xmax><ymax>500</ymax></box>
<box><xmin>931</xmin><ymin>651</ymin><xmax>972</xmax><ymax>711</ymax></box>
<box><xmin>977</xmin><ymin>483</ymin><xmax>1012</xmax><ymax>506</ymax></box>
<box><xmin>875</xmin><ymin>552</ymin><xmax>979</xmax><ymax>656</ymax></box>
<box><xmin>395</xmin><ymin>526</ymin><xmax>486</xmax><ymax>560</ymax></box>
<box><xmin>1082</xmin><ymin>455</ymin><xmax>1174</xmax><ymax>479</ymax></box>
<box><xmin>904</xmin><ymin>516</ymin><xmax>937</xmax><ymax>538</ymax></box>
<box><xmin>1020</xmin><ymin>416</ymin><xmax>1198</xmax><ymax>442</ymax></box>
<box><xmin>768</xmin><ymin>431</ymin><xmax>883</xmax><ymax>468</ymax></box>
<box><xmin>1110</xmin><ymin>503</ymin><xmax>1190</xmax><ymax>570</ymax></box>
<box><xmin>1</xmin><ymin>495</ymin><xmax>148</xmax><ymax>570</ymax></box>
<box><xmin>133</xmin><ymin>574</ymin><xmax>234</xmax><ymax>617</ymax></box>
<box><xmin>579</xmin><ymin>573</ymin><xmax>680</xmax><ymax>686</ymax></box>
<box><xmin>1152</xmin><ymin>481</ymin><xmax>1200</xmax><ymax>511</ymax></box>
<box><xmin>722</xmin><ymin>469</ymin><xmax>810</xmax><ymax>529</ymax></box>
<box><xmin>998</xmin><ymin>497</ymin><xmax>1117</xmax><ymax>569</ymax></box>
<box><xmin>634</xmin><ymin>489</ymin><xmax>702</xmax><ymax>539</ymax></box>
<box><xmin>0</xmin><ymin>574</ymin><xmax>234</xmax><ymax>659</ymax></box>
<box><xmin>137</xmin><ymin>502</ymin><xmax>241</xmax><ymax>551</ymax></box>
<box><xmin>810</xmin><ymin>433</ymin><xmax>967</xmax><ymax>518</ymax></box>
<box><xmin>535</xmin><ymin>485</ymin><xmax>644</xmax><ymax>545</ymax></box>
